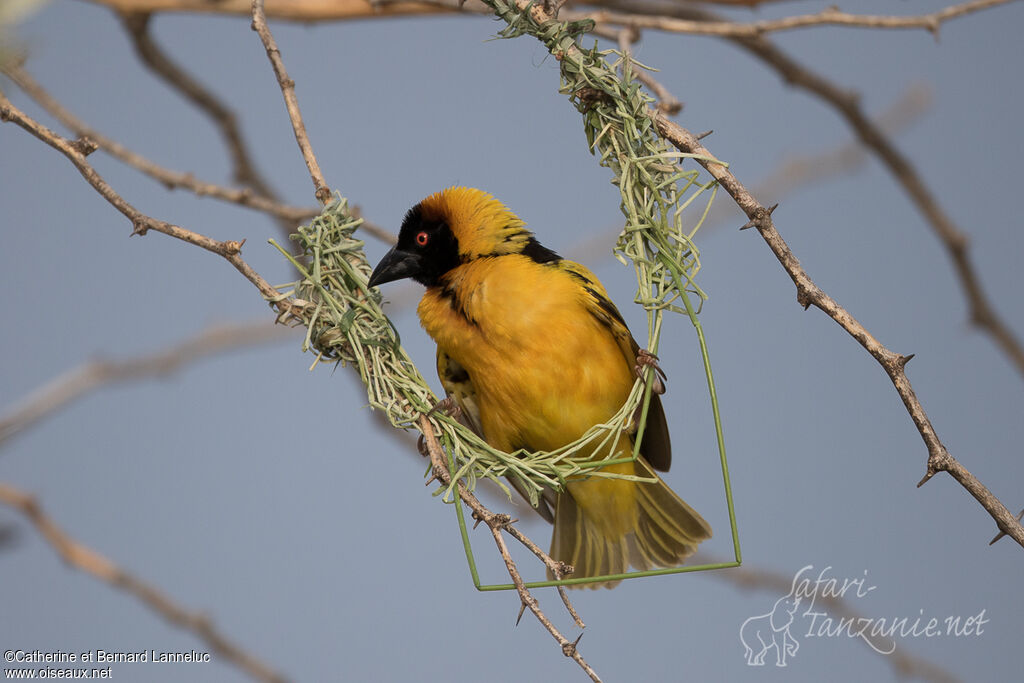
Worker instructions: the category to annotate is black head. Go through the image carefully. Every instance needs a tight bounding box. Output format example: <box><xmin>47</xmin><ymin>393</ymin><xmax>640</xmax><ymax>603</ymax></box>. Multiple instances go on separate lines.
<box><xmin>368</xmin><ymin>203</ymin><xmax>461</xmax><ymax>288</ymax></box>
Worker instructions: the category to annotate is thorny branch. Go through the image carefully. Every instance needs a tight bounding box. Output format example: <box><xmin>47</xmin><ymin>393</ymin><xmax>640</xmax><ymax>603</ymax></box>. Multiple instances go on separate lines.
<box><xmin>651</xmin><ymin>111</ymin><xmax>1024</xmax><ymax>548</ymax></box>
<box><xmin>568</xmin><ymin>85</ymin><xmax>933</xmax><ymax>263</ymax></box>
<box><xmin>0</xmin><ymin>66</ymin><xmax>399</xmax><ymax>245</ymax></box>
<box><xmin>501</xmin><ymin>520</ymin><xmax>586</xmax><ymax>629</ymax></box>
<box><xmin>83</xmin><ymin>0</ymin><xmax>461</xmax><ymax>21</ymax></box>
<box><xmin>501</xmin><ymin>0</ymin><xmax>1024</xmax><ymax>548</ymax></box>
<box><xmin>0</xmin><ymin>482</ymin><xmax>289</xmax><ymax>683</ymax></box>
<box><xmin>417</xmin><ymin>416</ymin><xmax>598</xmax><ymax>682</ymax></box>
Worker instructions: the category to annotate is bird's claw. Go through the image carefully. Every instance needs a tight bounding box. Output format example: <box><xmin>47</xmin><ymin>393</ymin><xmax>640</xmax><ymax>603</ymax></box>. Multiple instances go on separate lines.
<box><xmin>427</xmin><ymin>395</ymin><xmax>462</xmax><ymax>420</ymax></box>
<box><xmin>634</xmin><ymin>349</ymin><xmax>667</xmax><ymax>395</ymax></box>
<box><xmin>418</xmin><ymin>396</ymin><xmax>466</xmax><ymax>457</ymax></box>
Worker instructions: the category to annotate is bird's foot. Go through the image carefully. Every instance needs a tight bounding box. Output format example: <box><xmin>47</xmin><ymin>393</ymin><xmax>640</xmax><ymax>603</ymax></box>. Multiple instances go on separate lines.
<box><xmin>427</xmin><ymin>395</ymin><xmax>462</xmax><ymax>421</ymax></box>
<box><xmin>417</xmin><ymin>397</ymin><xmax>463</xmax><ymax>457</ymax></box>
<box><xmin>634</xmin><ymin>349</ymin><xmax>667</xmax><ymax>395</ymax></box>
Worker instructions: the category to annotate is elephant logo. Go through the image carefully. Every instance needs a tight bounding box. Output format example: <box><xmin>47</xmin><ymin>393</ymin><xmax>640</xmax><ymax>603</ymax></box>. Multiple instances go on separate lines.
<box><xmin>739</xmin><ymin>594</ymin><xmax>802</xmax><ymax>666</ymax></box>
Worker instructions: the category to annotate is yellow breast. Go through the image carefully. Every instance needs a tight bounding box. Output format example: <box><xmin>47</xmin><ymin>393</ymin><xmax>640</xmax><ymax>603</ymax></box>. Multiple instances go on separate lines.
<box><xmin>417</xmin><ymin>256</ymin><xmax>634</xmax><ymax>453</ymax></box>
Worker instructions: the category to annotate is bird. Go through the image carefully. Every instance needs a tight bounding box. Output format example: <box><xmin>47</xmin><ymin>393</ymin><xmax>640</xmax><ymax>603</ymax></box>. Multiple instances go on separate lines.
<box><xmin>368</xmin><ymin>187</ymin><xmax>711</xmax><ymax>588</ymax></box>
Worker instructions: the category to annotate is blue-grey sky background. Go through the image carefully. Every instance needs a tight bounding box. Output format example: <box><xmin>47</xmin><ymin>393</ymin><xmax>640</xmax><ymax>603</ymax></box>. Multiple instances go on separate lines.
<box><xmin>2</xmin><ymin>0</ymin><xmax>1022</xmax><ymax>681</ymax></box>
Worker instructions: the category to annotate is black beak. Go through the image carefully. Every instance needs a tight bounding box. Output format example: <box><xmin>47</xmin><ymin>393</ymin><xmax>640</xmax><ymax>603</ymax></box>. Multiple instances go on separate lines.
<box><xmin>368</xmin><ymin>247</ymin><xmax>422</xmax><ymax>288</ymax></box>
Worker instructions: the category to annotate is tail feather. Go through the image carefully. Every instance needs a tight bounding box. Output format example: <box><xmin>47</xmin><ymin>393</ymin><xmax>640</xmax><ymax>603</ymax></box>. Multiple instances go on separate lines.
<box><xmin>635</xmin><ymin>513</ymin><xmax>681</xmax><ymax>567</ymax></box>
<box><xmin>550</xmin><ymin>493</ymin><xmax>629</xmax><ymax>588</ymax></box>
<box><xmin>635</xmin><ymin>459</ymin><xmax>711</xmax><ymax>543</ymax></box>
<box><xmin>549</xmin><ymin>457</ymin><xmax>711</xmax><ymax>589</ymax></box>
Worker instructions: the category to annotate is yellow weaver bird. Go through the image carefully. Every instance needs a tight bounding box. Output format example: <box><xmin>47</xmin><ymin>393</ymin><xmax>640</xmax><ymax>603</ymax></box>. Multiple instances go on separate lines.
<box><xmin>369</xmin><ymin>187</ymin><xmax>711</xmax><ymax>588</ymax></box>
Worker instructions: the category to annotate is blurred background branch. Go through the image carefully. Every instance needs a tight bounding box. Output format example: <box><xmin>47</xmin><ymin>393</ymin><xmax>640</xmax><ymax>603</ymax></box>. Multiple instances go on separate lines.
<box><xmin>0</xmin><ymin>482</ymin><xmax>290</xmax><ymax>683</ymax></box>
<box><xmin>0</xmin><ymin>321</ymin><xmax>294</xmax><ymax>449</ymax></box>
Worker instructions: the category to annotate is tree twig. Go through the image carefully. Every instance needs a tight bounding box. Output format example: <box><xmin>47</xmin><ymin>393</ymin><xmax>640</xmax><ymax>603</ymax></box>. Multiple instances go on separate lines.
<box><xmin>0</xmin><ymin>94</ymin><xmax>294</xmax><ymax>318</ymax></box>
<box><xmin>6</xmin><ymin>7</ymin><xmax>1015</xmax><ymax>680</ymax></box>
<box><xmin>3</xmin><ymin>63</ymin><xmax>396</xmax><ymax>246</ymax></box>
<box><xmin>500</xmin><ymin>522</ymin><xmax>585</xmax><ymax>629</ymax></box>
<box><xmin>84</xmin><ymin>0</ymin><xmax>461</xmax><ymax>22</ymax></box>
<box><xmin>417</xmin><ymin>415</ymin><xmax>598</xmax><ymax>681</ymax></box>
<box><xmin>0</xmin><ymin>482</ymin><xmax>290</xmax><ymax>683</ymax></box>
<box><xmin>3</xmin><ymin>63</ymin><xmax>316</xmax><ymax>224</ymax></box>
<box><xmin>120</xmin><ymin>13</ymin><xmax>283</xmax><ymax>207</ymax></box>
<box><xmin>575</xmin><ymin>0</ymin><xmax>1012</xmax><ymax>39</ymax></box>
<box><xmin>250</xmin><ymin>0</ymin><xmax>330</xmax><ymax>204</ymax></box>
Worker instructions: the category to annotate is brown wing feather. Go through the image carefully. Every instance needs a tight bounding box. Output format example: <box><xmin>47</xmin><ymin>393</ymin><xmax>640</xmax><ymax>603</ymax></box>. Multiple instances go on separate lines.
<box><xmin>640</xmin><ymin>391</ymin><xmax>672</xmax><ymax>472</ymax></box>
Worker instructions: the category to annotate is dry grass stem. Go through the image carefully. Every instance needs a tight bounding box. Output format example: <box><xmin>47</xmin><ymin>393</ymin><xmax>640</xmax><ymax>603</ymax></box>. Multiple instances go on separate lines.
<box><xmin>611</xmin><ymin>25</ymin><xmax>681</xmax><ymax>114</ymax></box>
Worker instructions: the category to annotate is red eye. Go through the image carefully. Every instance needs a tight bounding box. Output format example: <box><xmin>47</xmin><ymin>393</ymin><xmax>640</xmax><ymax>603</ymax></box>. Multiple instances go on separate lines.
<box><xmin>416</xmin><ymin>231</ymin><xmax>429</xmax><ymax>246</ymax></box>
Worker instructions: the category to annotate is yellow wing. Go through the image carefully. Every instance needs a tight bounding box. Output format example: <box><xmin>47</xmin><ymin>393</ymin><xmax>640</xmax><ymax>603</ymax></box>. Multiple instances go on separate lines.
<box><xmin>558</xmin><ymin>260</ymin><xmax>672</xmax><ymax>472</ymax></box>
